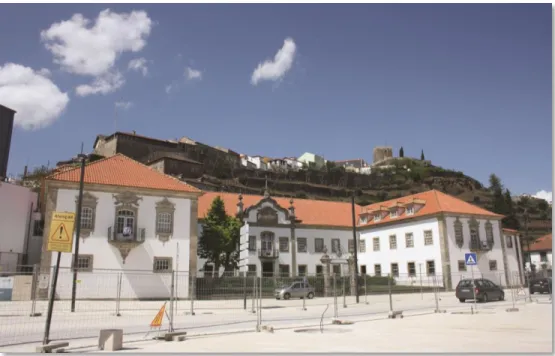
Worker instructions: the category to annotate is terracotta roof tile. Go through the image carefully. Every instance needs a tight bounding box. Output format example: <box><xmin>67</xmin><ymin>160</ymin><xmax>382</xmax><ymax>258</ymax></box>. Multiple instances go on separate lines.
<box><xmin>524</xmin><ymin>233</ymin><xmax>552</xmax><ymax>252</ymax></box>
<box><xmin>199</xmin><ymin>192</ymin><xmax>361</xmax><ymax>227</ymax></box>
<box><xmin>502</xmin><ymin>228</ymin><xmax>519</xmax><ymax>234</ymax></box>
<box><xmin>47</xmin><ymin>154</ymin><xmax>201</xmax><ymax>194</ymax></box>
<box><xmin>359</xmin><ymin>190</ymin><xmax>502</xmax><ymax>227</ymax></box>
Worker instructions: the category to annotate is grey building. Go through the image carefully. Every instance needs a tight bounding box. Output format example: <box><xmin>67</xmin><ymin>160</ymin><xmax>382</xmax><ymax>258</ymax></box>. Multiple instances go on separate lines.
<box><xmin>0</xmin><ymin>104</ymin><xmax>15</xmax><ymax>180</ymax></box>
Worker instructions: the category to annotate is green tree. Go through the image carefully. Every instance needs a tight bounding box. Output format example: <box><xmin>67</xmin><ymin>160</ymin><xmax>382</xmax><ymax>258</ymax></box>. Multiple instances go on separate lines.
<box><xmin>420</xmin><ymin>150</ymin><xmax>425</xmax><ymax>160</ymax></box>
<box><xmin>399</xmin><ymin>147</ymin><xmax>404</xmax><ymax>158</ymax></box>
<box><xmin>502</xmin><ymin>189</ymin><xmax>520</xmax><ymax>230</ymax></box>
<box><xmin>488</xmin><ymin>174</ymin><xmax>507</xmax><ymax>215</ymax></box>
<box><xmin>198</xmin><ymin>197</ymin><xmax>241</xmax><ymax>275</ymax></box>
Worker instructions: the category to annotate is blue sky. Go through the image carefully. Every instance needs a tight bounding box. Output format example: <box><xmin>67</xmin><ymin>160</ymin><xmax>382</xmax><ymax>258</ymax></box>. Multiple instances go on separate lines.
<box><xmin>0</xmin><ymin>3</ymin><xmax>552</xmax><ymax>198</ymax></box>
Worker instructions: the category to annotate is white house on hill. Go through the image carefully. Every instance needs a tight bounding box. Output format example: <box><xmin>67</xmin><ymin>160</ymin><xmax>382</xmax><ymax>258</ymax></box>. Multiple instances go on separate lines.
<box><xmin>39</xmin><ymin>154</ymin><xmax>202</xmax><ymax>300</ymax></box>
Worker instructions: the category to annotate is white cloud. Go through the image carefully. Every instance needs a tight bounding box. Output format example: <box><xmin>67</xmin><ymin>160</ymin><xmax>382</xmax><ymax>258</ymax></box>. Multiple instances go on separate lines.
<box><xmin>115</xmin><ymin>101</ymin><xmax>133</xmax><ymax>110</ymax></box>
<box><xmin>41</xmin><ymin>9</ymin><xmax>152</xmax><ymax>76</ymax></box>
<box><xmin>38</xmin><ymin>68</ymin><xmax>52</xmax><ymax>77</ymax></box>
<box><xmin>533</xmin><ymin>190</ymin><xmax>552</xmax><ymax>204</ymax></box>
<box><xmin>186</xmin><ymin>67</ymin><xmax>202</xmax><ymax>80</ymax></box>
<box><xmin>0</xmin><ymin>63</ymin><xmax>69</xmax><ymax>130</ymax></box>
<box><xmin>165</xmin><ymin>84</ymin><xmax>174</xmax><ymax>94</ymax></box>
<box><xmin>128</xmin><ymin>57</ymin><xmax>148</xmax><ymax>76</ymax></box>
<box><xmin>251</xmin><ymin>37</ymin><xmax>296</xmax><ymax>86</ymax></box>
<box><xmin>75</xmin><ymin>71</ymin><xmax>124</xmax><ymax>96</ymax></box>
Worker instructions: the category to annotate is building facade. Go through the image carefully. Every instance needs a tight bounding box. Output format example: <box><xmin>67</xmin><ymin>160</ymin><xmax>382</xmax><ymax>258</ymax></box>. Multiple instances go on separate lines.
<box><xmin>0</xmin><ymin>104</ymin><xmax>15</xmax><ymax>180</ymax></box>
<box><xmin>0</xmin><ymin>182</ymin><xmax>43</xmax><ymax>271</ymax></box>
<box><xmin>524</xmin><ymin>233</ymin><xmax>552</xmax><ymax>274</ymax></box>
<box><xmin>38</xmin><ymin>154</ymin><xmax>202</xmax><ymax>299</ymax></box>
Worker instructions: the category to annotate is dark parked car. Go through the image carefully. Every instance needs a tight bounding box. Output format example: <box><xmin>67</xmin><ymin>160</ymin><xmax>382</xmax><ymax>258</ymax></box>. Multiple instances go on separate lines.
<box><xmin>455</xmin><ymin>278</ymin><xmax>504</xmax><ymax>303</ymax></box>
<box><xmin>529</xmin><ymin>277</ymin><xmax>552</xmax><ymax>294</ymax></box>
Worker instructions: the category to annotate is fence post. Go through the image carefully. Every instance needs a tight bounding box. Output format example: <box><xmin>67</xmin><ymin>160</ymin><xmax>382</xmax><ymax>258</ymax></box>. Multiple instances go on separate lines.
<box><xmin>243</xmin><ymin>271</ymin><xmax>247</xmax><ymax>310</ymax></box>
<box><xmin>251</xmin><ymin>274</ymin><xmax>256</xmax><ymax>313</ymax></box>
<box><xmin>169</xmin><ymin>270</ymin><xmax>175</xmax><ymax>332</ymax></box>
<box><xmin>115</xmin><ymin>272</ymin><xmax>122</xmax><ymax>317</ymax></box>
<box><xmin>29</xmin><ymin>264</ymin><xmax>39</xmax><ymax>317</ymax></box>
<box><xmin>342</xmin><ymin>277</ymin><xmax>347</xmax><ymax>308</ymax></box>
<box><xmin>190</xmin><ymin>273</ymin><xmax>196</xmax><ymax>316</ymax></box>
<box><xmin>333</xmin><ymin>274</ymin><xmax>338</xmax><ymax>319</ymax></box>
<box><xmin>388</xmin><ymin>274</ymin><xmax>393</xmax><ymax>314</ymax></box>
<box><xmin>257</xmin><ymin>275</ymin><xmax>262</xmax><ymax>331</ymax></box>
<box><xmin>364</xmin><ymin>276</ymin><xmax>368</xmax><ymax>305</ymax></box>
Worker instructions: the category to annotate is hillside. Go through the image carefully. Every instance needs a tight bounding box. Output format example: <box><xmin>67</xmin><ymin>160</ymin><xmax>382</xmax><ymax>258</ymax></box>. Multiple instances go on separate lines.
<box><xmin>185</xmin><ymin>157</ymin><xmax>551</xmax><ymax>240</ymax></box>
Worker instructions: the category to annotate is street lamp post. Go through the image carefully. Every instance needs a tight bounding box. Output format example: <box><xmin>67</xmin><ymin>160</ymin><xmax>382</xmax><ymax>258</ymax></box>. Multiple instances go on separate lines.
<box><xmin>351</xmin><ymin>191</ymin><xmax>359</xmax><ymax>304</ymax></box>
<box><xmin>70</xmin><ymin>153</ymin><xmax>87</xmax><ymax>312</ymax></box>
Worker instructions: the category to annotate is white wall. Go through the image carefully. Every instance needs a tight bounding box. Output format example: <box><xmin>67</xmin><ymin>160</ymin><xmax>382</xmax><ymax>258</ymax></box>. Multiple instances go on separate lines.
<box><xmin>358</xmin><ymin>217</ymin><xmax>441</xmax><ymax>286</ymax></box>
<box><xmin>444</xmin><ymin>217</ymin><xmax>507</xmax><ymax>286</ymax></box>
<box><xmin>0</xmin><ymin>182</ymin><xmax>39</xmax><ymax>271</ymax></box>
<box><xmin>503</xmin><ymin>232</ymin><xmax>523</xmax><ymax>284</ymax></box>
<box><xmin>50</xmin><ymin>188</ymin><xmax>192</xmax><ymax>299</ymax></box>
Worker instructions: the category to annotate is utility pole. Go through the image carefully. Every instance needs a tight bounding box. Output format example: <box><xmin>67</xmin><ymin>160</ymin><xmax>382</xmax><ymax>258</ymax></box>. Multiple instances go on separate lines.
<box><xmin>71</xmin><ymin>145</ymin><xmax>87</xmax><ymax>312</ymax></box>
<box><xmin>351</xmin><ymin>191</ymin><xmax>359</xmax><ymax>304</ymax></box>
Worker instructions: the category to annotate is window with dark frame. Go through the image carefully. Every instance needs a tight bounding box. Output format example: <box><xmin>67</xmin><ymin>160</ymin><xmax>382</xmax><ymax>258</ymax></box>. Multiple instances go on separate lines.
<box><xmin>72</xmin><ymin>255</ymin><xmax>93</xmax><ymax>272</ymax></box>
<box><xmin>156</xmin><ymin>212</ymin><xmax>172</xmax><ymax>234</ymax></box>
<box><xmin>348</xmin><ymin>239</ymin><xmax>354</xmax><ymax>253</ymax></box>
<box><xmin>248</xmin><ymin>235</ymin><xmax>256</xmax><ymax>251</ymax></box>
<box><xmin>489</xmin><ymin>260</ymin><xmax>497</xmax><ymax>271</ymax></box>
<box><xmin>297</xmin><ymin>238</ymin><xmax>307</xmax><ymax>253</ymax></box>
<box><xmin>279</xmin><ymin>264</ymin><xmax>290</xmax><ymax>276</ymax></box>
<box><xmin>247</xmin><ymin>264</ymin><xmax>257</xmax><ymax>276</ymax></box>
<box><xmin>426</xmin><ymin>260</ymin><xmax>435</xmax><ymax>276</ymax></box>
<box><xmin>391</xmin><ymin>263</ymin><xmax>399</xmax><ymax>277</ymax></box>
<box><xmin>389</xmin><ymin>235</ymin><xmax>397</xmax><ymax>249</ymax></box>
<box><xmin>424</xmin><ymin>230</ymin><xmax>433</xmax><ymax>246</ymax></box>
<box><xmin>407</xmin><ymin>262</ymin><xmax>416</xmax><ymax>277</ymax></box>
<box><xmin>279</xmin><ymin>237</ymin><xmax>289</xmax><ymax>252</ymax></box>
<box><xmin>331</xmin><ymin>239</ymin><xmax>341</xmax><ymax>253</ymax></box>
<box><xmin>373</xmin><ymin>237</ymin><xmax>380</xmax><ymax>251</ymax></box>
<box><xmin>458</xmin><ymin>260</ymin><xmax>467</xmax><ymax>271</ymax></box>
<box><xmin>332</xmin><ymin>264</ymin><xmax>341</xmax><ymax>275</ymax></box>
<box><xmin>316</xmin><ymin>265</ymin><xmax>323</xmax><ymax>275</ymax></box>
<box><xmin>359</xmin><ymin>240</ymin><xmax>366</xmax><ymax>253</ymax></box>
<box><xmin>81</xmin><ymin>207</ymin><xmax>94</xmax><ymax>230</ymax></box>
<box><xmin>360</xmin><ymin>265</ymin><xmax>367</xmax><ymax>275</ymax></box>
<box><xmin>374</xmin><ymin>264</ymin><xmax>382</xmax><ymax>277</ymax></box>
<box><xmin>315</xmin><ymin>238</ymin><xmax>324</xmax><ymax>253</ymax></box>
<box><xmin>153</xmin><ymin>257</ymin><xmax>172</xmax><ymax>273</ymax></box>
<box><xmin>298</xmin><ymin>265</ymin><xmax>307</xmax><ymax>276</ymax></box>
<box><xmin>405</xmin><ymin>233</ymin><xmax>414</xmax><ymax>248</ymax></box>
<box><xmin>505</xmin><ymin>236</ymin><xmax>513</xmax><ymax>248</ymax></box>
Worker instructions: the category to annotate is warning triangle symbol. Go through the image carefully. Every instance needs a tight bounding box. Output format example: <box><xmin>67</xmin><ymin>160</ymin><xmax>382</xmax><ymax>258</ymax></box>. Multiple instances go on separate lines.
<box><xmin>466</xmin><ymin>255</ymin><xmax>476</xmax><ymax>264</ymax></box>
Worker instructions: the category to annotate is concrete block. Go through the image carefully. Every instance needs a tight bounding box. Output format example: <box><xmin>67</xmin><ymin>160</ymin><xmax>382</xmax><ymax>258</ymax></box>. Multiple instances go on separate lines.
<box><xmin>163</xmin><ymin>331</ymin><xmax>188</xmax><ymax>341</ymax></box>
<box><xmin>388</xmin><ymin>310</ymin><xmax>403</xmax><ymax>319</ymax></box>
<box><xmin>506</xmin><ymin>308</ymin><xmax>520</xmax><ymax>312</ymax></box>
<box><xmin>35</xmin><ymin>342</ymin><xmax>69</xmax><ymax>353</ymax></box>
<box><xmin>98</xmin><ymin>329</ymin><xmax>123</xmax><ymax>351</ymax></box>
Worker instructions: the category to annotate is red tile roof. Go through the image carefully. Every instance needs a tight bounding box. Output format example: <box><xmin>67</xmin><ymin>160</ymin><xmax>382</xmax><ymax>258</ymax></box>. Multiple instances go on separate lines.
<box><xmin>198</xmin><ymin>189</ymin><xmax>501</xmax><ymax>228</ymax></box>
<box><xmin>357</xmin><ymin>190</ymin><xmax>502</xmax><ymax>227</ymax></box>
<box><xmin>199</xmin><ymin>192</ymin><xmax>362</xmax><ymax>227</ymax></box>
<box><xmin>524</xmin><ymin>233</ymin><xmax>552</xmax><ymax>252</ymax></box>
<box><xmin>47</xmin><ymin>154</ymin><xmax>201</xmax><ymax>194</ymax></box>
<box><xmin>502</xmin><ymin>228</ymin><xmax>519</xmax><ymax>234</ymax></box>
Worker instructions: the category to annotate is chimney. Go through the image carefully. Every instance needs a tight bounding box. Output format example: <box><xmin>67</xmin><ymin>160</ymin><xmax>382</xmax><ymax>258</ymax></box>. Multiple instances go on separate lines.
<box><xmin>23</xmin><ymin>165</ymin><xmax>28</xmax><ymax>178</ymax></box>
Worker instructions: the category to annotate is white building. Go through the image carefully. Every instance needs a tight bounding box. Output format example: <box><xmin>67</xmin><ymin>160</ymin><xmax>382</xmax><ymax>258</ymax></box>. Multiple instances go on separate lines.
<box><xmin>38</xmin><ymin>154</ymin><xmax>202</xmax><ymax>299</ymax></box>
<box><xmin>357</xmin><ymin>191</ymin><xmax>524</xmax><ymax>288</ymax></box>
<box><xmin>240</xmin><ymin>155</ymin><xmax>268</xmax><ymax>170</ymax></box>
<box><xmin>0</xmin><ymin>181</ymin><xmax>43</xmax><ymax>272</ymax></box>
<box><xmin>523</xmin><ymin>232</ymin><xmax>552</xmax><ymax>273</ymax></box>
<box><xmin>298</xmin><ymin>152</ymin><xmax>325</xmax><ymax>169</ymax></box>
<box><xmin>197</xmin><ymin>189</ymin><xmax>524</xmax><ymax>289</ymax></box>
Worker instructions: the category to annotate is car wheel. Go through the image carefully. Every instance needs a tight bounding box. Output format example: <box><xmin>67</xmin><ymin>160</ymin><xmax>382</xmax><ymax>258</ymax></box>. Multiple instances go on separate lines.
<box><xmin>482</xmin><ymin>293</ymin><xmax>489</xmax><ymax>303</ymax></box>
<box><xmin>283</xmin><ymin>293</ymin><xmax>291</xmax><ymax>300</ymax></box>
<box><xmin>307</xmin><ymin>292</ymin><xmax>314</xmax><ymax>299</ymax></box>
<box><xmin>458</xmin><ymin>298</ymin><xmax>466</xmax><ymax>303</ymax></box>
<box><xmin>499</xmin><ymin>293</ymin><xmax>505</xmax><ymax>301</ymax></box>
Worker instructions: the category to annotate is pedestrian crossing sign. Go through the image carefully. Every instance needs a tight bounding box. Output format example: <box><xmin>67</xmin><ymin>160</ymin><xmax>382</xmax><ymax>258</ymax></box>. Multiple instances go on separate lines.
<box><xmin>465</xmin><ymin>253</ymin><xmax>477</xmax><ymax>266</ymax></box>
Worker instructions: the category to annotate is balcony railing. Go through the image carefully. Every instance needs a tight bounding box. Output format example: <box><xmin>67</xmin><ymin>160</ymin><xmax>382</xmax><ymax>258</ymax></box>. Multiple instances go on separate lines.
<box><xmin>108</xmin><ymin>226</ymin><xmax>146</xmax><ymax>243</ymax></box>
<box><xmin>258</xmin><ymin>248</ymin><xmax>279</xmax><ymax>259</ymax></box>
<box><xmin>469</xmin><ymin>239</ymin><xmax>493</xmax><ymax>252</ymax></box>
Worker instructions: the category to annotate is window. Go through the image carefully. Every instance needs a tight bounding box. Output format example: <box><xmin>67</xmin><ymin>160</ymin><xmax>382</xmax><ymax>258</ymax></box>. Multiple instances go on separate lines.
<box><xmin>374</xmin><ymin>214</ymin><xmax>382</xmax><ymax>222</ymax></box>
<box><xmin>407</xmin><ymin>262</ymin><xmax>416</xmax><ymax>277</ymax></box>
<box><xmin>391</xmin><ymin>263</ymin><xmax>399</xmax><ymax>277</ymax></box>
<box><xmin>72</xmin><ymin>255</ymin><xmax>93</xmax><ymax>272</ymax></box>
<box><xmin>248</xmin><ymin>235</ymin><xmax>256</xmax><ymax>251</ymax></box>
<box><xmin>505</xmin><ymin>235</ymin><xmax>513</xmax><ymax>248</ymax></box>
<box><xmin>406</xmin><ymin>206</ymin><xmax>415</xmax><ymax>215</ymax></box>
<box><xmin>458</xmin><ymin>260</ymin><xmax>467</xmax><ymax>272</ymax></box>
<box><xmin>81</xmin><ymin>207</ymin><xmax>94</xmax><ymax>230</ymax></box>
<box><xmin>389</xmin><ymin>235</ymin><xmax>397</xmax><ymax>249</ymax></box>
<box><xmin>153</xmin><ymin>257</ymin><xmax>172</xmax><ymax>273</ymax></box>
<box><xmin>33</xmin><ymin>219</ymin><xmax>44</xmax><ymax>236</ymax></box>
<box><xmin>405</xmin><ymin>233</ymin><xmax>414</xmax><ymax>248</ymax></box>
<box><xmin>390</xmin><ymin>209</ymin><xmax>398</xmax><ymax>218</ymax></box>
<box><xmin>374</xmin><ymin>264</ymin><xmax>382</xmax><ymax>277</ymax></box>
<box><xmin>315</xmin><ymin>238</ymin><xmax>324</xmax><ymax>253</ymax></box>
<box><xmin>424</xmin><ymin>230</ymin><xmax>433</xmax><ymax>246</ymax></box>
<box><xmin>470</xmin><ymin>228</ymin><xmax>479</xmax><ymax>246</ymax></box>
<box><xmin>373</xmin><ymin>237</ymin><xmax>380</xmax><ymax>251</ymax></box>
<box><xmin>247</xmin><ymin>264</ymin><xmax>257</xmax><ymax>276</ymax></box>
<box><xmin>485</xmin><ymin>221</ymin><xmax>494</xmax><ymax>244</ymax></box>
<box><xmin>116</xmin><ymin>209</ymin><xmax>135</xmax><ymax>237</ymax></box>
<box><xmin>359</xmin><ymin>240</ymin><xmax>366</xmax><ymax>253</ymax></box>
<box><xmin>279</xmin><ymin>264</ymin><xmax>290</xmax><ymax>276</ymax></box>
<box><xmin>348</xmin><ymin>239</ymin><xmax>354</xmax><ymax>253</ymax></box>
<box><xmin>360</xmin><ymin>216</ymin><xmax>368</xmax><ymax>224</ymax></box>
<box><xmin>297</xmin><ymin>238</ymin><xmax>307</xmax><ymax>253</ymax></box>
<box><xmin>454</xmin><ymin>218</ymin><xmax>464</xmax><ymax>247</ymax></box>
<box><xmin>540</xmin><ymin>252</ymin><xmax>548</xmax><ymax>262</ymax></box>
<box><xmin>426</xmin><ymin>260</ymin><xmax>435</xmax><ymax>276</ymax></box>
<box><xmin>156</xmin><ymin>212</ymin><xmax>172</xmax><ymax>234</ymax></box>
<box><xmin>331</xmin><ymin>239</ymin><xmax>341</xmax><ymax>253</ymax></box>
<box><xmin>489</xmin><ymin>260</ymin><xmax>497</xmax><ymax>271</ymax></box>
<box><xmin>316</xmin><ymin>265</ymin><xmax>323</xmax><ymax>275</ymax></box>
<box><xmin>279</xmin><ymin>237</ymin><xmax>289</xmax><ymax>252</ymax></box>
<box><xmin>360</xmin><ymin>265</ymin><xmax>367</xmax><ymax>275</ymax></box>
<box><xmin>333</xmin><ymin>265</ymin><xmax>341</xmax><ymax>275</ymax></box>
<box><xmin>298</xmin><ymin>265</ymin><xmax>307</xmax><ymax>276</ymax></box>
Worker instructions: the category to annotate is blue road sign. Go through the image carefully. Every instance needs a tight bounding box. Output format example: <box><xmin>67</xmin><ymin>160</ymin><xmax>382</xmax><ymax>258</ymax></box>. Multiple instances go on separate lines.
<box><xmin>465</xmin><ymin>253</ymin><xmax>477</xmax><ymax>266</ymax></box>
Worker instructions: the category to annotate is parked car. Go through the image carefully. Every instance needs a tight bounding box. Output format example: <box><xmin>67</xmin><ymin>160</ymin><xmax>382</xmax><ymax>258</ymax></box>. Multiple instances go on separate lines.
<box><xmin>275</xmin><ymin>281</ymin><xmax>315</xmax><ymax>300</ymax></box>
<box><xmin>455</xmin><ymin>278</ymin><xmax>504</xmax><ymax>303</ymax></box>
<box><xmin>529</xmin><ymin>277</ymin><xmax>552</xmax><ymax>294</ymax></box>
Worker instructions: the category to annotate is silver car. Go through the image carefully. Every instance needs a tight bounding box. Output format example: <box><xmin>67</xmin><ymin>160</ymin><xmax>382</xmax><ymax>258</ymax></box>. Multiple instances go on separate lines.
<box><xmin>275</xmin><ymin>281</ymin><xmax>315</xmax><ymax>300</ymax></box>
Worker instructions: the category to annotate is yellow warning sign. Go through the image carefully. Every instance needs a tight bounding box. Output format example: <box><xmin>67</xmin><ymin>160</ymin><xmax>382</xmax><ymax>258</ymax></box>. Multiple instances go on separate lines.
<box><xmin>150</xmin><ymin>302</ymin><xmax>167</xmax><ymax>328</ymax></box>
<box><xmin>47</xmin><ymin>212</ymin><xmax>76</xmax><ymax>253</ymax></box>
